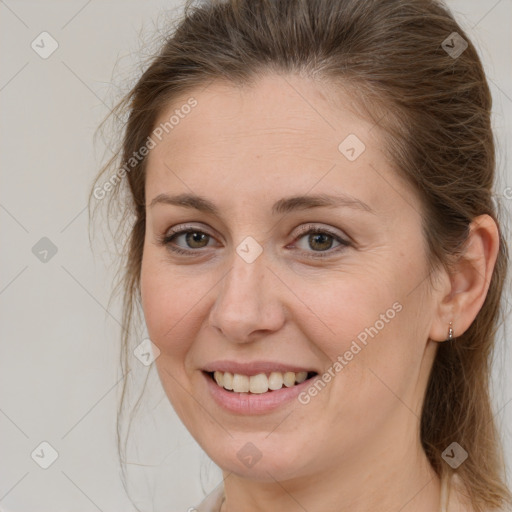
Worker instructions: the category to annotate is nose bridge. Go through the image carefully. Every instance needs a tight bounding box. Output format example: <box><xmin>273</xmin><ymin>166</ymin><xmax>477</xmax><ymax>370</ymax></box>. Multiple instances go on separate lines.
<box><xmin>208</xmin><ymin>244</ymin><xmax>284</xmax><ymax>342</ymax></box>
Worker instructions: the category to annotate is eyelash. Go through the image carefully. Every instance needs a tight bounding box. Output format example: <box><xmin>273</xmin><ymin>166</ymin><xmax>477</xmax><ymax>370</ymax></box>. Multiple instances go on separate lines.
<box><xmin>156</xmin><ymin>224</ymin><xmax>351</xmax><ymax>259</ymax></box>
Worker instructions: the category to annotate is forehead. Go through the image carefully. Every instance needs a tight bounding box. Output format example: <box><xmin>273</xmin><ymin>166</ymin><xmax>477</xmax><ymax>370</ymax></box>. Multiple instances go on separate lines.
<box><xmin>144</xmin><ymin>74</ymin><xmax>414</xmax><ymax>215</ymax></box>
<box><xmin>149</xmin><ymin>74</ymin><xmax>371</xmax><ymax>161</ymax></box>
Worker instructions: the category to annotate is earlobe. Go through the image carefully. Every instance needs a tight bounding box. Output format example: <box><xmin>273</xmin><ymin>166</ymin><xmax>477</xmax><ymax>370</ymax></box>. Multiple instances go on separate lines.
<box><xmin>428</xmin><ymin>214</ymin><xmax>500</xmax><ymax>343</ymax></box>
<box><xmin>446</xmin><ymin>321</ymin><xmax>454</xmax><ymax>341</ymax></box>
<box><xmin>429</xmin><ymin>317</ymin><xmax>455</xmax><ymax>344</ymax></box>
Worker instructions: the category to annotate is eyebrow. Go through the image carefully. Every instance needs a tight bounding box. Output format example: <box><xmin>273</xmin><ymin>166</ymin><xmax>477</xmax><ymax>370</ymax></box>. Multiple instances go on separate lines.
<box><xmin>148</xmin><ymin>192</ymin><xmax>375</xmax><ymax>215</ymax></box>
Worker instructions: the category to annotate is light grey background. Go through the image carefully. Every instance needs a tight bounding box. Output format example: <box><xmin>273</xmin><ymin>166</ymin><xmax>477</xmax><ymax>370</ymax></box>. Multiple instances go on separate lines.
<box><xmin>1</xmin><ymin>1</ymin><xmax>511</xmax><ymax>511</ymax></box>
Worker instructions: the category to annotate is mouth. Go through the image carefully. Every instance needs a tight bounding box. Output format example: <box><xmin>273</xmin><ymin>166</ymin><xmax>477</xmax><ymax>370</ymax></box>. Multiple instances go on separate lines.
<box><xmin>203</xmin><ymin>370</ymin><xmax>318</xmax><ymax>394</ymax></box>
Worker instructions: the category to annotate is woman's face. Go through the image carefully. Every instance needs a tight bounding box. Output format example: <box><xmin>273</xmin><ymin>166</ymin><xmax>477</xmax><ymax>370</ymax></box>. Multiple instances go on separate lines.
<box><xmin>141</xmin><ymin>74</ymin><xmax>440</xmax><ymax>481</ymax></box>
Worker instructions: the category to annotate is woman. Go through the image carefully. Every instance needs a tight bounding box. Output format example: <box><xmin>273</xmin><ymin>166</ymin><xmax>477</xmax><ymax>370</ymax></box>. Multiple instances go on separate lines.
<box><xmin>90</xmin><ymin>0</ymin><xmax>511</xmax><ymax>510</ymax></box>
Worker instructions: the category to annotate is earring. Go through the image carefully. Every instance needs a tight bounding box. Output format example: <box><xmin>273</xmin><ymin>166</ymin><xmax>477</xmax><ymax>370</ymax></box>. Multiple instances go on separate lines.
<box><xmin>447</xmin><ymin>321</ymin><xmax>454</xmax><ymax>341</ymax></box>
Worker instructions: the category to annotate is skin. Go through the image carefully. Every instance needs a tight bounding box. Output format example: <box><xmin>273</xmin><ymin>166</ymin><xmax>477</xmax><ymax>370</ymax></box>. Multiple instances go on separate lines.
<box><xmin>140</xmin><ymin>73</ymin><xmax>499</xmax><ymax>512</ymax></box>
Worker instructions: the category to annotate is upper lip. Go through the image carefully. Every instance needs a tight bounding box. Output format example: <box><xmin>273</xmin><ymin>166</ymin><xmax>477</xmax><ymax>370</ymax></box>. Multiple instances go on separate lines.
<box><xmin>202</xmin><ymin>360</ymin><xmax>317</xmax><ymax>376</ymax></box>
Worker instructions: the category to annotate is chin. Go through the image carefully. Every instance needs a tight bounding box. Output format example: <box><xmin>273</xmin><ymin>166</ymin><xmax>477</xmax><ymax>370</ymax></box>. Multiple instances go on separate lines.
<box><xmin>199</xmin><ymin>432</ymin><xmax>313</xmax><ymax>482</ymax></box>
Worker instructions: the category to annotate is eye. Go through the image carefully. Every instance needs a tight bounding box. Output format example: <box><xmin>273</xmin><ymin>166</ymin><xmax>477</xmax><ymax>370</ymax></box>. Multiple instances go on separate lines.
<box><xmin>291</xmin><ymin>224</ymin><xmax>351</xmax><ymax>258</ymax></box>
<box><xmin>157</xmin><ymin>225</ymin><xmax>218</xmax><ymax>256</ymax></box>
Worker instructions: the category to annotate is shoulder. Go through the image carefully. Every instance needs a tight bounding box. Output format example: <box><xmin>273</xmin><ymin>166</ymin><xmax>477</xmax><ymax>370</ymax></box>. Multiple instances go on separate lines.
<box><xmin>445</xmin><ymin>473</ymin><xmax>478</xmax><ymax>512</ymax></box>
<box><xmin>194</xmin><ymin>484</ymin><xmax>225</xmax><ymax>512</ymax></box>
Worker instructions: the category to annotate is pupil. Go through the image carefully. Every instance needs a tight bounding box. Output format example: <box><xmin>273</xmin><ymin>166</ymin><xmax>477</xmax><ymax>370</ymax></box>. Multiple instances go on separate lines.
<box><xmin>187</xmin><ymin>232</ymin><xmax>207</xmax><ymax>248</ymax></box>
<box><xmin>310</xmin><ymin>233</ymin><xmax>331</xmax><ymax>251</ymax></box>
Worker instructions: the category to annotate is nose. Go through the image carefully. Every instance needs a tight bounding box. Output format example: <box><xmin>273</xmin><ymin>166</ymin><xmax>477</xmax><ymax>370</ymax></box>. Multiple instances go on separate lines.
<box><xmin>207</xmin><ymin>249</ymin><xmax>286</xmax><ymax>344</ymax></box>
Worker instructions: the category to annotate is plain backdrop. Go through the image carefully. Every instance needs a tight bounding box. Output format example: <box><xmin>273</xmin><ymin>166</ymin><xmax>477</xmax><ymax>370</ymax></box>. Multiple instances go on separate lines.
<box><xmin>1</xmin><ymin>1</ymin><xmax>511</xmax><ymax>511</ymax></box>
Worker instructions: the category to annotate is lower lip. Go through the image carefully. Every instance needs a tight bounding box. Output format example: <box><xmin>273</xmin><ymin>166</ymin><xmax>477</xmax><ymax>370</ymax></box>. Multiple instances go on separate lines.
<box><xmin>202</xmin><ymin>371</ymin><xmax>317</xmax><ymax>415</ymax></box>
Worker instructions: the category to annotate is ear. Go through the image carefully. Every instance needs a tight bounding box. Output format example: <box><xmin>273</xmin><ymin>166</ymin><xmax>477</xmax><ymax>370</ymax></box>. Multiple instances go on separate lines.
<box><xmin>428</xmin><ymin>214</ymin><xmax>500</xmax><ymax>342</ymax></box>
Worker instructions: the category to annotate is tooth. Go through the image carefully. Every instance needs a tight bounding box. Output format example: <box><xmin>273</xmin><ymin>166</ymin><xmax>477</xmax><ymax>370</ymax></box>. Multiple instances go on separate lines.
<box><xmin>268</xmin><ymin>371</ymin><xmax>284</xmax><ymax>390</ymax></box>
<box><xmin>232</xmin><ymin>373</ymin><xmax>250</xmax><ymax>392</ymax></box>
<box><xmin>283</xmin><ymin>371</ymin><xmax>296</xmax><ymax>387</ymax></box>
<box><xmin>223</xmin><ymin>372</ymin><xmax>234</xmax><ymax>390</ymax></box>
<box><xmin>295</xmin><ymin>371</ymin><xmax>308</xmax><ymax>384</ymax></box>
<box><xmin>214</xmin><ymin>371</ymin><xmax>223</xmax><ymax>386</ymax></box>
<box><xmin>249</xmin><ymin>373</ymin><xmax>269</xmax><ymax>394</ymax></box>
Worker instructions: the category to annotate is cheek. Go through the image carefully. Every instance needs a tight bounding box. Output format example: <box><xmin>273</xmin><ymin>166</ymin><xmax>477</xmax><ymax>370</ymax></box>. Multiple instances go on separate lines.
<box><xmin>286</xmin><ymin>269</ymin><xmax>400</xmax><ymax>361</ymax></box>
<box><xmin>140</xmin><ymin>250</ymin><xmax>193</xmax><ymax>358</ymax></box>
<box><xmin>290</xmin><ymin>255</ymin><xmax>427</xmax><ymax>401</ymax></box>
<box><xmin>140</xmin><ymin>250</ymin><xmax>206</xmax><ymax>420</ymax></box>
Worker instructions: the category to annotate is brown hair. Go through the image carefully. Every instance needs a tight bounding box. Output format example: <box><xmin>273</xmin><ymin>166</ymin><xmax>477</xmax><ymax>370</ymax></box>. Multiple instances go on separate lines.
<box><xmin>89</xmin><ymin>0</ymin><xmax>511</xmax><ymax>509</ymax></box>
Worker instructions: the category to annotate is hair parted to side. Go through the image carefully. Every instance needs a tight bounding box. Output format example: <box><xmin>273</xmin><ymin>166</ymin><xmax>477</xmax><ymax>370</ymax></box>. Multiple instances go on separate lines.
<box><xmin>88</xmin><ymin>0</ymin><xmax>511</xmax><ymax>510</ymax></box>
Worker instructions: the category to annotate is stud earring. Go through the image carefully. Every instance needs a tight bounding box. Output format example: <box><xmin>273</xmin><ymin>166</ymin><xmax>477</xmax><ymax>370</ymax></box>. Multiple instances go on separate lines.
<box><xmin>447</xmin><ymin>321</ymin><xmax>454</xmax><ymax>341</ymax></box>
